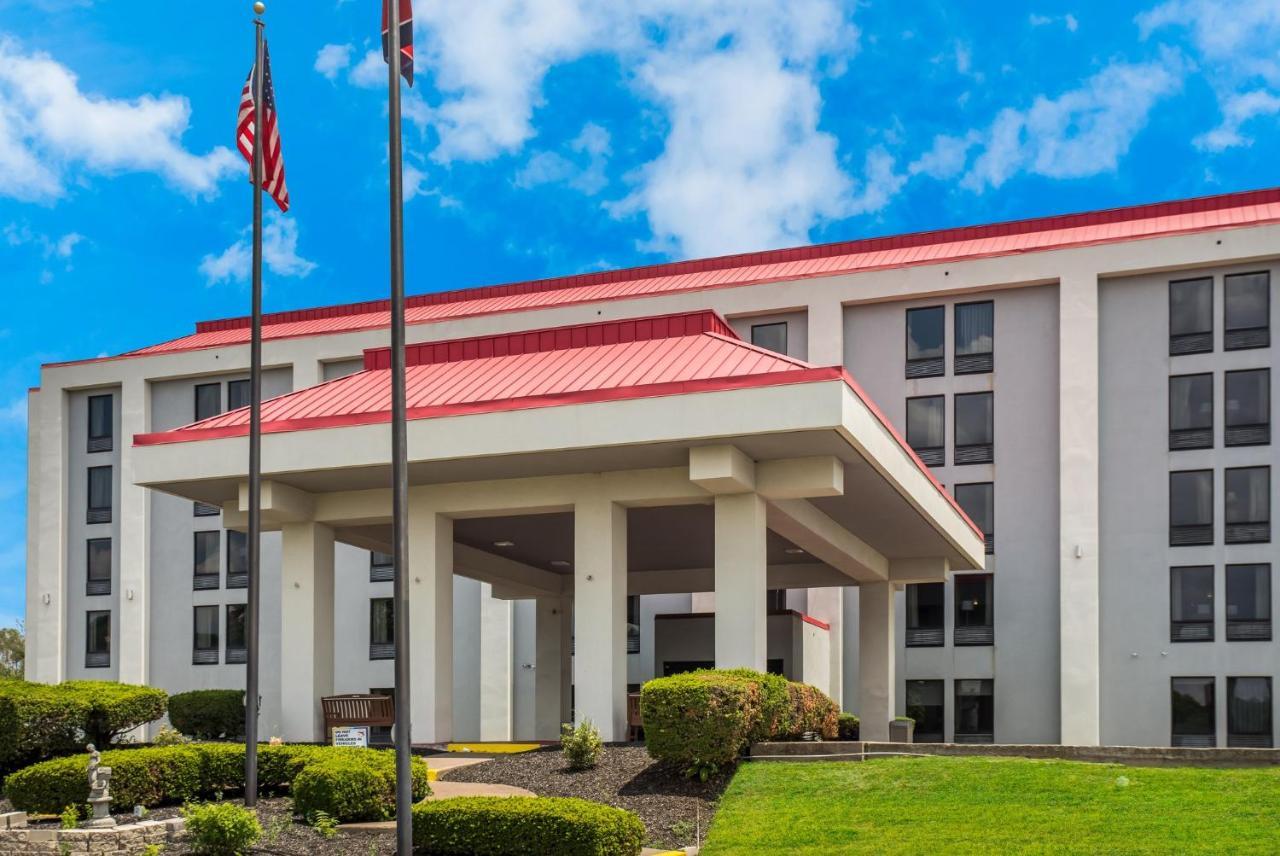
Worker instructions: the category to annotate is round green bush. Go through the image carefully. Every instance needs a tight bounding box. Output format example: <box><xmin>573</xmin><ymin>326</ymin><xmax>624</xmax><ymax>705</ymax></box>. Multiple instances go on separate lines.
<box><xmin>182</xmin><ymin>801</ymin><xmax>262</xmax><ymax>855</ymax></box>
<box><xmin>837</xmin><ymin>712</ymin><xmax>860</xmax><ymax>740</ymax></box>
<box><xmin>293</xmin><ymin>756</ymin><xmax>394</xmax><ymax>822</ymax></box>
<box><xmin>167</xmin><ymin>690</ymin><xmax>245</xmax><ymax>740</ymax></box>
<box><xmin>4</xmin><ymin>743</ymin><xmax>428</xmax><ymax>822</ymax></box>
<box><xmin>413</xmin><ymin>796</ymin><xmax>645</xmax><ymax>856</ymax></box>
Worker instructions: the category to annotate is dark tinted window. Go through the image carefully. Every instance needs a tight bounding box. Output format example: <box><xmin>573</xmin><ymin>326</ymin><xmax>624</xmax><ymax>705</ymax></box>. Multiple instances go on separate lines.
<box><xmin>907</xmin><ymin>583</ymin><xmax>944</xmax><ymax>632</ymax></box>
<box><xmin>1170</xmin><ymin>278</ymin><xmax>1213</xmax><ymax>336</ymax></box>
<box><xmin>954</xmin><ymin>483</ymin><xmax>994</xmax><ymax>537</ymax></box>
<box><xmin>1171</xmin><ymin>566</ymin><xmax>1214</xmax><ymax>639</ymax></box>
<box><xmin>1172</xmin><ymin>677</ymin><xmax>1215</xmax><ymax>745</ymax></box>
<box><xmin>1225</xmin><ymin>467</ymin><xmax>1269</xmax><ymax>525</ymax></box>
<box><xmin>88</xmin><ymin>394</ymin><xmax>112</xmax><ymax>448</ymax></box>
<box><xmin>194</xmin><ymin>531</ymin><xmax>220</xmax><ymax>578</ymax></box>
<box><xmin>1169</xmin><ymin>374</ymin><xmax>1213</xmax><ymax>431</ymax></box>
<box><xmin>86</xmin><ymin>611</ymin><xmax>111</xmax><ymax>656</ymax></box>
<box><xmin>371</xmin><ymin>551</ymin><xmax>393</xmax><ymax>570</ymax></box>
<box><xmin>954</xmin><ymin>679</ymin><xmax>994</xmax><ymax>741</ymax></box>
<box><xmin>954</xmin><ymin>301</ymin><xmax>993</xmax><ymax>356</ymax></box>
<box><xmin>1224</xmin><ymin>272</ymin><xmax>1269</xmax><ymax>332</ymax></box>
<box><xmin>750</xmin><ymin>322</ymin><xmax>788</xmax><ymax>355</ymax></box>
<box><xmin>194</xmin><ymin>383</ymin><xmax>221</xmax><ymax>421</ymax></box>
<box><xmin>906</xmin><ymin>307</ymin><xmax>944</xmax><ymax>361</ymax></box>
<box><xmin>1228</xmin><ymin>677</ymin><xmax>1273</xmax><ymax>747</ymax></box>
<box><xmin>1226</xmin><ymin>564</ymin><xmax>1271</xmax><ymax>623</ymax></box>
<box><xmin>227</xmin><ymin>530</ymin><xmax>248</xmax><ymax>578</ymax></box>
<box><xmin>193</xmin><ymin>606</ymin><xmax>219</xmax><ymax>653</ymax></box>
<box><xmin>87</xmin><ymin>466</ymin><xmax>112</xmax><ymax>520</ymax></box>
<box><xmin>906</xmin><ymin>397</ymin><xmax>944</xmax><ymax>458</ymax></box>
<box><xmin>954</xmin><ymin>392</ymin><xmax>993</xmax><ymax>447</ymax></box>
<box><xmin>226</xmin><ymin>604</ymin><xmax>247</xmax><ymax>652</ymax></box>
<box><xmin>1226</xmin><ymin>369</ymin><xmax>1269</xmax><ymax>428</ymax></box>
<box><xmin>955</xmin><ymin>574</ymin><xmax>993</xmax><ymax>630</ymax></box>
<box><xmin>1170</xmin><ymin>470</ymin><xmax>1213</xmax><ymax>527</ymax></box>
<box><xmin>371</xmin><ymin>598</ymin><xmax>395</xmax><ymax>645</ymax></box>
<box><xmin>906</xmin><ymin>680</ymin><xmax>945</xmax><ymax>743</ymax></box>
<box><xmin>228</xmin><ymin>379</ymin><xmax>251</xmax><ymax>411</ymax></box>
<box><xmin>87</xmin><ymin>538</ymin><xmax>112</xmax><ymax>582</ymax></box>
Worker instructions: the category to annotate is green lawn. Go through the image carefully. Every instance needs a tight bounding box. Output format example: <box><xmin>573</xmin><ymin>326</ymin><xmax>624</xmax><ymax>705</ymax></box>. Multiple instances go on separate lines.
<box><xmin>701</xmin><ymin>756</ymin><xmax>1280</xmax><ymax>855</ymax></box>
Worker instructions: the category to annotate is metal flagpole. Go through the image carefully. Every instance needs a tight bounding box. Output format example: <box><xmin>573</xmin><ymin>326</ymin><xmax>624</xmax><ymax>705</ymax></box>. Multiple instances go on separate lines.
<box><xmin>386</xmin><ymin>1</ymin><xmax>413</xmax><ymax>851</ymax></box>
<box><xmin>244</xmin><ymin>0</ymin><xmax>267</xmax><ymax>809</ymax></box>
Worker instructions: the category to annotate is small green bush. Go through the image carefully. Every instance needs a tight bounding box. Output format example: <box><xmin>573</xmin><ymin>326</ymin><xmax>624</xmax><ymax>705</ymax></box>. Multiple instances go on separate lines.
<box><xmin>412</xmin><ymin>796</ymin><xmax>645</xmax><ymax>856</ymax></box>
<box><xmin>560</xmin><ymin>719</ymin><xmax>603</xmax><ymax>771</ymax></box>
<box><xmin>293</xmin><ymin>755</ymin><xmax>402</xmax><ymax>823</ymax></box>
<box><xmin>4</xmin><ymin>743</ymin><xmax>428</xmax><ymax>822</ymax></box>
<box><xmin>837</xmin><ymin>712</ymin><xmax>860</xmax><ymax>740</ymax></box>
<box><xmin>153</xmin><ymin>725</ymin><xmax>191</xmax><ymax>746</ymax></box>
<box><xmin>182</xmin><ymin>802</ymin><xmax>262</xmax><ymax>856</ymax></box>
<box><xmin>783</xmin><ymin>682</ymin><xmax>839</xmax><ymax>740</ymax></box>
<box><xmin>167</xmin><ymin>690</ymin><xmax>245</xmax><ymax>740</ymax></box>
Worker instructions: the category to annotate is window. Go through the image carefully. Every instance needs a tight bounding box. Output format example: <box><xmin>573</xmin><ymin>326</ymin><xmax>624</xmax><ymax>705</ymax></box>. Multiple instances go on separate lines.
<box><xmin>906</xmin><ymin>396</ymin><xmax>944</xmax><ymax>466</ymax></box>
<box><xmin>1171</xmin><ymin>677</ymin><xmax>1215</xmax><ymax>747</ymax></box>
<box><xmin>954</xmin><ymin>301</ymin><xmax>994</xmax><ymax>374</ymax></box>
<box><xmin>1169</xmin><ymin>277</ymin><xmax>1213</xmax><ymax>355</ymax></box>
<box><xmin>766</xmin><ymin>589</ymin><xmax>787</xmax><ymax>611</ymax></box>
<box><xmin>86</xmin><ymin>538</ymin><xmax>111</xmax><ymax>596</ymax></box>
<box><xmin>87</xmin><ymin>394</ymin><xmax>113</xmax><ymax>453</ymax></box>
<box><xmin>1169</xmin><ymin>374</ymin><xmax>1213</xmax><ymax>450</ymax></box>
<box><xmin>87</xmin><ymin>466</ymin><xmax>112</xmax><ymax>524</ymax></box>
<box><xmin>1224</xmin><ymin>271</ymin><xmax>1269</xmax><ymax>350</ymax></box>
<box><xmin>954</xmin><ymin>679</ymin><xmax>994</xmax><ymax>743</ymax></box>
<box><xmin>906</xmin><ymin>583</ymin><xmax>944</xmax><ymax>647</ymax></box>
<box><xmin>1170</xmin><ymin>566</ymin><xmax>1214</xmax><ymax>642</ymax></box>
<box><xmin>1226</xmin><ymin>564</ymin><xmax>1271</xmax><ymax>641</ymax></box>
<box><xmin>954</xmin><ymin>574</ymin><xmax>994</xmax><ymax>645</ymax></box>
<box><xmin>954</xmin><ymin>392</ymin><xmax>994</xmax><ymax>464</ymax></box>
<box><xmin>627</xmin><ymin>595</ymin><xmax>641</xmax><ymax>654</ymax></box>
<box><xmin>1225</xmin><ymin>466</ymin><xmax>1269</xmax><ymax>544</ymax></box>
<box><xmin>750</xmin><ymin>322</ymin><xmax>788</xmax><ymax>355</ymax></box>
<box><xmin>193</xmin><ymin>531</ymin><xmax>220</xmax><ymax>590</ymax></box>
<box><xmin>905</xmin><ymin>306</ymin><xmax>944</xmax><ymax>378</ymax></box>
<box><xmin>85</xmin><ymin>610</ymin><xmax>110</xmax><ymax>668</ymax></box>
<box><xmin>194</xmin><ymin>383</ymin><xmax>221</xmax><ymax>421</ymax></box>
<box><xmin>193</xmin><ymin>606</ymin><xmax>219</xmax><ymax>665</ymax></box>
<box><xmin>226</xmin><ymin>604</ymin><xmax>247</xmax><ymax>664</ymax></box>
<box><xmin>370</xmin><ymin>686</ymin><xmax>395</xmax><ymax>745</ymax></box>
<box><xmin>954</xmin><ymin>482</ymin><xmax>994</xmax><ymax>554</ymax></box>
<box><xmin>1228</xmin><ymin>677</ymin><xmax>1273</xmax><ymax>748</ymax></box>
<box><xmin>370</xmin><ymin>551</ymin><xmax>394</xmax><ymax>583</ymax></box>
<box><xmin>1225</xmin><ymin>369</ymin><xmax>1270</xmax><ymax>446</ymax></box>
<box><xmin>906</xmin><ymin>680</ymin><xmax>945</xmax><ymax>743</ymax></box>
<box><xmin>228</xmin><ymin>378</ymin><xmax>252</xmax><ymax>411</ymax></box>
<box><xmin>227</xmin><ymin>530</ymin><xmax>248</xmax><ymax>588</ymax></box>
<box><xmin>193</xmin><ymin>501</ymin><xmax>221</xmax><ymax>517</ymax></box>
<box><xmin>1169</xmin><ymin>470</ymin><xmax>1213</xmax><ymax>546</ymax></box>
<box><xmin>370</xmin><ymin>598</ymin><xmax>395</xmax><ymax>659</ymax></box>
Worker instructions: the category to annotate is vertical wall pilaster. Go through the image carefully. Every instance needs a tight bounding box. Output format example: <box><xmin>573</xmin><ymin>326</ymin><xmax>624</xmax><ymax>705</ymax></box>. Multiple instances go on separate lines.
<box><xmin>533</xmin><ymin>597</ymin><xmax>564</xmax><ymax>740</ymax></box>
<box><xmin>116</xmin><ymin>377</ymin><xmax>149</xmax><ymax>686</ymax></box>
<box><xmin>713</xmin><ymin>492</ymin><xmax>768</xmax><ymax>670</ymax></box>
<box><xmin>409</xmin><ymin>509</ymin><xmax>454</xmax><ymax>743</ymax></box>
<box><xmin>279</xmin><ymin>521</ymin><xmax>335</xmax><ymax>742</ymax></box>
<box><xmin>30</xmin><ymin>385</ymin><xmax>66</xmax><ymax>683</ymax></box>
<box><xmin>858</xmin><ymin>581</ymin><xmax>895</xmax><ymax>741</ymax></box>
<box><xmin>1059</xmin><ymin>272</ymin><xmax>1101</xmax><ymax>746</ymax></box>
<box><xmin>573</xmin><ymin>495</ymin><xmax>627</xmax><ymax>741</ymax></box>
<box><xmin>806</xmin><ymin>301</ymin><xmax>846</xmax><ymax>367</ymax></box>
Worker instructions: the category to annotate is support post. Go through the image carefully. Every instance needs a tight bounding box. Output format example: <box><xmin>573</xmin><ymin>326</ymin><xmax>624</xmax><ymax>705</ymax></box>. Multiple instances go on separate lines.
<box><xmin>409</xmin><ymin>509</ymin><xmax>453</xmax><ymax>743</ymax></box>
<box><xmin>573</xmin><ymin>497</ymin><xmax>627</xmax><ymax>741</ymax></box>
<box><xmin>278</xmin><ymin>521</ymin><xmax>335</xmax><ymax>742</ymax></box>
<box><xmin>534</xmin><ymin>598</ymin><xmax>565</xmax><ymax>740</ymax></box>
<box><xmin>857</xmin><ymin>581</ymin><xmax>894</xmax><ymax>742</ymax></box>
<box><xmin>714</xmin><ymin>492</ymin><xmax>768</xmax><ymax>670</ymax></box>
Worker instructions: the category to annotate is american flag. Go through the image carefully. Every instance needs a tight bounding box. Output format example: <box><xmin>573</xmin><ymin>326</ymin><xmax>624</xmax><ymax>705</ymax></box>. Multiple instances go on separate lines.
<box><xmin>382</xmin><ymin>0</ymin><xmax>414</xmax><ymax>86</ymax></box>
<box><xmin>237</xmin><ymin>42</ymin><xmax>289</xmax><ymax>213</ymax></box>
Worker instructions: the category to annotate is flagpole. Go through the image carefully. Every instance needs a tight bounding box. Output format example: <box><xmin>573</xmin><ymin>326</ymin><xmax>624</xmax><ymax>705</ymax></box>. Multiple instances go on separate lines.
<box><xmin>386</xmin><ymin>0</ymin><xmax>413</xmax><ymax>851</ymax></box>
<box><xmin>244</xmin><ymin>0</ymin><xmax>266</xmax><ymax>809</ymax></box>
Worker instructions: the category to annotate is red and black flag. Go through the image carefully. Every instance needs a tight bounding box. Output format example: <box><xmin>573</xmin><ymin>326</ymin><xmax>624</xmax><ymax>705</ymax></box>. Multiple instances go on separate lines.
<box><xmin>382</xmin><ymin>0</ymin><xmax>414</xmax><ymax>86</ymax></box>
<box><xmin>237</xmin><ymin>42</ymin><xmax>290</xmax><ymax>212</ymax></box>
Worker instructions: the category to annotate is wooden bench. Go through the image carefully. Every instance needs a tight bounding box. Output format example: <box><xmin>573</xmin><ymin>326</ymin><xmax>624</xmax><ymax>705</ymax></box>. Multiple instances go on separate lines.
<box><xmin>321</xmin><ymin>694</ymin><xmax>395</xmax><ymax>740</ymax></box>
<box><xmin>627</xmin><ymin>693</ymin><xmax>643</xmax><ymax>742</ymax></box>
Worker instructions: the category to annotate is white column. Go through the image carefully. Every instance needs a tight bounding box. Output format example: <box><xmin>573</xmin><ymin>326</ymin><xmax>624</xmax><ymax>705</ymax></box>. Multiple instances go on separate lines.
<box><xmin>559</xmin><ymin>596</ymin><xmax>573</xmax><ymax>729</ymax></box>
<box><xmin>858</xmin><ymin>581</ymin><xmax>894</xmax><ymax>742</ymax></box>
<box><xmin>279</xmin><ymin>521</ymin><xmax>335</xmax><ymax>742</ymax></box>
<box><xmin>714</xmin><ymin>492</ymin><xmax>768</xmax><ymax>670</ymax></box>
<box><xmin>479</xmin><ymin>586</ymin><xmax>513</xmax><ymax>741</ymax></box>
<box><xmin>806</xmin><ymin>587</ymin><xmax>843</xmax><ymax>704</ymax></box>
<box><xmin>450</xmin><ymin>576</ymin><xmax>482</xmax><ymax>743</ymax></box>
<box><xmin>806</xmin><ymin>301</ymin><xmax>845</xmax><ymax>366</ymax></box>
<box><xmin>573</xmin><ymin>496</ymin><xmax>627</xmax><ymax>741</ymax></box>
<box><xmin>116</xmin><ymin>377</ymin><xmax>149</xmax><ymax>687</ymax></box>
<box><xmin>30</xmin><ymin>386</ymin><xmax>65</xmax><ymax>683</ymax></box>
<box><xmin>534</xmin><ymin>597</ymin><xmax>565</xmax><ymax>740</ymax></box>
<box><xmin>1059</xmin><ymin>272</ymin><xmax>1101</xmax><ymax>746</ymax></box>
<box><xmin>409</xmin><ymin>509</ymin><xmax>454</xmax><ymax>744</ymax></box>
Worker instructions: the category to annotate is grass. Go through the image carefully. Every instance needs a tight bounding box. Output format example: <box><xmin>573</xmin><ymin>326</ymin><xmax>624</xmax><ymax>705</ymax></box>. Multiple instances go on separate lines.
<box><xmin>701</xmin><ymin>755</ymin><xmax>1280</xmax><ymax>855</ymax></box>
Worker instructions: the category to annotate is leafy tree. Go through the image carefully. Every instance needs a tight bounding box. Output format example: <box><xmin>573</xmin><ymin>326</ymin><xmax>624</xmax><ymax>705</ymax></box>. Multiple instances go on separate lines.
<box><xmin>0</xmin><ymin>622</ymin><xmax>23</xmax><ymax>680</ymax></box>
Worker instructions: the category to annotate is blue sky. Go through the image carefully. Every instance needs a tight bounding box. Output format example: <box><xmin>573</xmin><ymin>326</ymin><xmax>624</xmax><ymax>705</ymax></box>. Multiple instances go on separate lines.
<box><xmin>1</xmin><ymin>0</ymin><xmax>1279</xmax><ymax>628</ymax></box>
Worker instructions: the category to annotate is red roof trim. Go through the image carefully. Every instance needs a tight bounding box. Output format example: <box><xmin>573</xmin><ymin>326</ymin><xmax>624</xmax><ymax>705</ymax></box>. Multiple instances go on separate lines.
<box><xmin>361</xmin><ymin>310</ymin><xmax>739</xmax><ymax>370</ymax></box>
<box><xmin>195</xmin><ymin>186</ymin><xmax>1280</xmax><ymax>334</ymax></box>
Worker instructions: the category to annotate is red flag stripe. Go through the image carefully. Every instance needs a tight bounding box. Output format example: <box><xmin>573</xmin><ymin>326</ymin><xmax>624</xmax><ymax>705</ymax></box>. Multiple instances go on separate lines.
<box><xmin>381</xmin><ymin>0</ymin><xmax>414</xmax><ymax>86</ymax></box>
<box><xmin>236</xmin><ymin>42</ymin><xmax>290</xmax><ymax>213</ymax></box>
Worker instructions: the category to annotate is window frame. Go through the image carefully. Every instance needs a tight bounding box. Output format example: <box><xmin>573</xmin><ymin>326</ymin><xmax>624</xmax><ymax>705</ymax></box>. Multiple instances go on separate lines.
<box><xmin>1170</xmin><ymin>565</ymin><xmax>1215</xmax><ymax>642</ymax></box>
<box><xmin>1226</xmin><ymin>563</ymin><xmax>1271</xmax><ymax>642</ymax></box>
<box><xmin>225</xmin><ymin>603</ymin><xmax>247</xmax><ymax>663</ymax></box>
<box><xmin>370</xmin><ymin>551</ymin><xmax>395</xmax><ymax>583</ymax></box>
<box><xmin>953</xmin><ymin>482</ymin><xmax>994</xmax><ymax>554</ymax></box>
<box><xmin>86</xmin><ymin>465</ymin><xmax>112</xmax><ymax>524</ymax></box>
<box><xmin>953</xmin><ymin>678</ymin><xmax>994</xmax><ymax>743</ymax></box>
<box><xmin>226</xmin><ymin>529</ymin><xmax>248</xmax><ymax>588</ymax></box>
<box><xmin>953</xmin><ymin>573</ymin><xmax>994</xmax><ymax>646</ymax></box>
<box><xmin>1171</xmin><ymin>676</ymin><xmax>1216</xmax><ymax>747</ymax></box>
<box><xmin>193</xmin><ymin>530</ymin><xmax>221</xmax><ymax>590</ymax></box>
<box><xmin>905</xmin><ymin>306</ymin><xmax>945</xmax><ymax>378</ymax></box>
<box><xmin>1227</xmin><ymin>676</ymin><xmax>1273</xmax><ymax>748</ymax></box>
<box><xmin>953</xmin><ymin>391</ymin><xmax>994</xmax><ymax>464</ymax></box>
<box><xmin>1223</xmin><ymin>271</ymin><xmax>1270</xmax><ymax>351</ymax></box>
<box><xmin>87</xmin><ymin>393</ymin><xmax>113</xmax><ymax>453</ymax></box>
<box><xmin>85</xmin><ymin>610</ymin><xmax>111</xmax><ymax>668</ymax></box>
<box><xmin>1224</xmin><ymin>466</ymin><xmax>1270</xmax><ymax>544</ymax></box>
<box><xmin>192</xmin><ymin>605</ymin><xmax>220</xmax><ymax>665</ymax></box>
<box><xmin>749</xmin><ymin>322</ymin><xmax>788</xmax><ymax>356</ymax></box>
<box><xmin>370</xmin><ymin>597</ymin><xmax>395</xmax><ymax>659</ymax></box>
<box><xmin>905</xmin><ymin>395</ymin><xmax>945</xmax><ymax>467</ymax></box>
<box><xmin>1224</xmin><ymin>368</ymin><xmax>1270</xmax><ymax>447</ymax></box>
<box><xmin>953</xmin><ymin>300</ymin><xmax>994</xmax><ymax>374</ymax></box>
<box><xmin>227</xmin><ymin>378</ymin><xmax>252</xmax><ymax>411</ymax></box>
<box><xmin>194</xmin><ymin>382</ymin><xmax>222</xmax><ymax>422</ymax></box>
<box><xmin>1168</xmin><ymin>373</ymin><xmax>1214</xmax><ymax>450</ymax></box>
<box><xmin>1169</xmin><ymin>469</ymin><xmax>1214</xmax><ymax>546</ymax></box>
<box><xmin>905</xmin><ymin>679</ymin><xmax>945</xmax><ymax>743</ymax></box>
<box><xmin>86</xmin><ymin>537</ymin><xmax>112</xmax><ymax>597</ymax></box>
<box><xmin>1169</xmin><ymin>276</ymin><xmax>1214</xmax><ymax>355</ymax></box>
<box><xmin>906</xmin><ymin>583</ymin><xmax>945</xmax><ymax>648</ymax></box>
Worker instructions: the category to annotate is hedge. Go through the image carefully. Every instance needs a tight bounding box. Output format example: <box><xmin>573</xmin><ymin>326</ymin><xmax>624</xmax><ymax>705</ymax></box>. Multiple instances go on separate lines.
<box><xmin>4</xmin><ymin>743</ymin><xmax>429</xmax><ymax>822</ymax></box>
<box><xmin>640</xmin><ymin>669</ymin><xmax>839</xmax><ymax>775</ymax></box>
<box><xmin>293</xmin><ymin>753</ymin><xmax>408</xmax><ymax>823</ymax></box>
<box><xmin>412</xmin><ymin>796</ymin><xmax>645</xmax><ymax>856</ymax></box>
<box><xmin>167</xmin><ymin>690</ymin><xmax>245</xmax><ymax>740</ymax></box>
<box><xmin>0</xmin><ymin>679</ymin><xmax>167</xmax><ymax>775</ymax></box>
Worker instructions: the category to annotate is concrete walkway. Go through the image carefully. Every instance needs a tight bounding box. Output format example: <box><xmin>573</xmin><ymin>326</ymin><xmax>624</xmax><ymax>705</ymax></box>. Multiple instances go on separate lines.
<box><xmin>425</xmin><ymin>755</ymin><xmax>491</xmax><ymax>780</ymax></box>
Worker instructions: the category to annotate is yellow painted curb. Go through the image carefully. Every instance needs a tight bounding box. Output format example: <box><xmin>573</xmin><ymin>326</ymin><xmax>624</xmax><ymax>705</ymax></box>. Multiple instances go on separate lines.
<box><xmin>444</xmin><ymin>742</ymin><xmax>542</xmax><ymax>754</ymax></box>
<box><xmin>427</xmin><ymin>768</ymin><xmax>438</xmax><ymax>781</ymax></box>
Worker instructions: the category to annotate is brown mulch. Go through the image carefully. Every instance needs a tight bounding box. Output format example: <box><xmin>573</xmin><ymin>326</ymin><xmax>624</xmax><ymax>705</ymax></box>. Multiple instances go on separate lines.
<box><xmin>442</xmin><ymin>744</ymin><xmax>728</xmax><ymax>850</ymax></box>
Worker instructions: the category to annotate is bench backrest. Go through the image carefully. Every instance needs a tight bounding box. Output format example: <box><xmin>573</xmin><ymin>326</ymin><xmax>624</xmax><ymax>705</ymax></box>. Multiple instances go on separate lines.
<box><xmin>321</xmin><ymin>694</ymin><xmax>395</xmax><ymax>727</ymax></box>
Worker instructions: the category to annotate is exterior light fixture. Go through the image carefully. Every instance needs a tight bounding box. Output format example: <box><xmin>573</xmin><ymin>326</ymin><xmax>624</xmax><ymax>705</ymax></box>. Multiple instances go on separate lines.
<box><xmin>493</xmin><ymin>540</ymin><xmax>516</xmax><ymax>548</ymax></box>
<box><xmin>550</xmin><ymin>559</ymin><xmax>570</xmax><ymax>568</ymax></box>
<box><xmin>784</xmin><ymin>547</ymin><xmax>806</xmax><ymax>555</ymax></box>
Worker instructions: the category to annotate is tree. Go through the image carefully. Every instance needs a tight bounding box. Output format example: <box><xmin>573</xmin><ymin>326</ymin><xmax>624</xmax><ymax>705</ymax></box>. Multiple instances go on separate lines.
<box><xmin>0</xmin><ymin>621</ymin><xmax>24</xmax><ymax>679</ymax></box>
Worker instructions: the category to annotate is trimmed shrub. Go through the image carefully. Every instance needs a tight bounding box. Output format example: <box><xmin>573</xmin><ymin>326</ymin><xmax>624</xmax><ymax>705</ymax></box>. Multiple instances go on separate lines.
<box><xmin>412</xmin><ymin>796</ymin><xmax>645</xmax><ymax>856</ymax></box>
<box><xmin>0</xmin><ymin>679</ymin><xmax>167</xmax><ymax>774</ymax></box>
<box><xmin>782</xmin><ymin>682</ymin><xmax>839</xmax><ymax>740</ymax></box>
<box><xmin>292</xmin><ymin>753</ymin><xmax>416</xmax><ymax>823</ymax></box>
<box><xmin>167</xmin><ymin>690</ymin><xmax>245</xmax><ymax>740</ymax></box>
<box><xmin>4</xmin><ymin>743</ymin><xmax>428</xmax><ymax>822</ymax></box>
<box><xmin>560</xmin><ymin>719</ymin><xmax>603</xmax><ymax>771</ymax></box>
<box><xmin>182</xmin><ymin>802</ymin><xmax>262</xmax><ymax>855</ymax></box>
<box><xmin>837</xmin><ymin>712</ymin><xmax>860</xmax><ymax>740</ymax></box>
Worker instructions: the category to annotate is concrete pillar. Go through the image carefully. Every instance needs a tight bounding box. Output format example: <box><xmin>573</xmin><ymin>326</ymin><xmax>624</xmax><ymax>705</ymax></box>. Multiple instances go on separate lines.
<box><xmin>409</xmin><ymin>509</ymin><xmax>454</xmax><ymax>743</ymax></box>
<box><xmin>27</xmin><ymin>386</ymin><xmax>63</xmax><ymax>683</ymax></box>
<box><xmin>116</xmin><ymin>377</ymin><xmax>149</xmax><ymax>687</ymax></box>
<box><xmin>479</xmin><ymin>586</ymin><xmax>512</xmax><ymax>741</ymax></box>
<box><xmin>806</xmin><ymin>587</ymin><xmax>843</xmax><ymax>705</ymax></box>
<box><xmin>714</xmin><ymin>492</ymin><xmax>768</xmax><ymax>670</ymax></box>
<box><xmin>559</xmin><ymin>596</ymin><xmax>573</xmax><ymax>728</ymax></box>
<box><xmin>573</xmin><ymin>496</ymin><xmax>627</xmax><ymax>741</ymax></box>
<box><xmin>279</xmin><ymin>521</ymin><xmax>335</xmax><ymax>742</ymax></box>
<box><xmin>534</xmin><ymin>597</ymin><xmax>565</xmax><ymax>740</ymax></box>
<box><xmin>858</xmin><ymin>581</ymin><xmax>894</xmax><ymax>742</ymax></box>
<box><xmin>1059</xmin><ymin>272</ymin><xmax>1101</xmax><ymax>746</ymax></box>
<box><xmin>451</xmin><ymin>577</ymin><xmax>481</xmax><ymax>742</ymax></box>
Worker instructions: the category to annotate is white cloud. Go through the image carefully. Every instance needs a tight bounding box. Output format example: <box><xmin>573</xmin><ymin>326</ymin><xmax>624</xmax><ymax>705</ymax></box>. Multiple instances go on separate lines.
<box><xmin>1030</xmin><ymin>13</ymin><xmax>1079</xmax><ymax>31</ymax></box>
<box><xmin>908</xmin><ymin>132</ymin><xmax>978</xmax><ymax>179</ymax></box>
<box><xmin>0</xmin><ymin>38</ymin><xmax>238</xmax><ymax>202</ymax></box>
<box><xmin>349</xmin><ymin>48</ymin><xmax>387</xmax><ymax>89</ymax></box>
<box><xmin>314</xmin><ymin>43</ymin><xmax>354</xmax><ymax>80</ymax></box>
<box><xmin>0</xmin><ymin>395</ymin><xmax>26</xmax><ymax>427</ymax></box>
<box><xmin>4</xmin><ymin>221</ymin><xmax>87</xmax><ymax>276</ymax></box>
<box><xmin>514</xmin><ymin>121</ymin><xmax>611</xmax><ymax>194</ymax></box>
<box><xmin>962</xmin><ymin>51</ymin><xmax>1185</xmax><ymax>191</ymax></box>
<box><xmin>199</xmin><ymin>215</ymin><xmax>317</xmax><ymax>285</ymax></box>
<box><xmin>1195</xmin><ymin>89</ymin><xmax>1280</xmax><ymax>151</ymax></box>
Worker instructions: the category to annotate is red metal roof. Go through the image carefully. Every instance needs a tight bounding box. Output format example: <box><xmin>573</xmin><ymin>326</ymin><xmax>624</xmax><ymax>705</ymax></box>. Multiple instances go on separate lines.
<box><xmin>112</xmin><ymin>186</ymin><xmax>1280</xmax><ymax>361</ymax></box>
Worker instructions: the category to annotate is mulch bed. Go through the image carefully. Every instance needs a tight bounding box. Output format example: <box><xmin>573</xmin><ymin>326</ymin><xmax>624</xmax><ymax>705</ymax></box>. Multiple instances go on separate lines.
<box><xmin>442</xmin><ymin>744</ymin><xmax>729</xmax><ymax>850</ymax></box>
